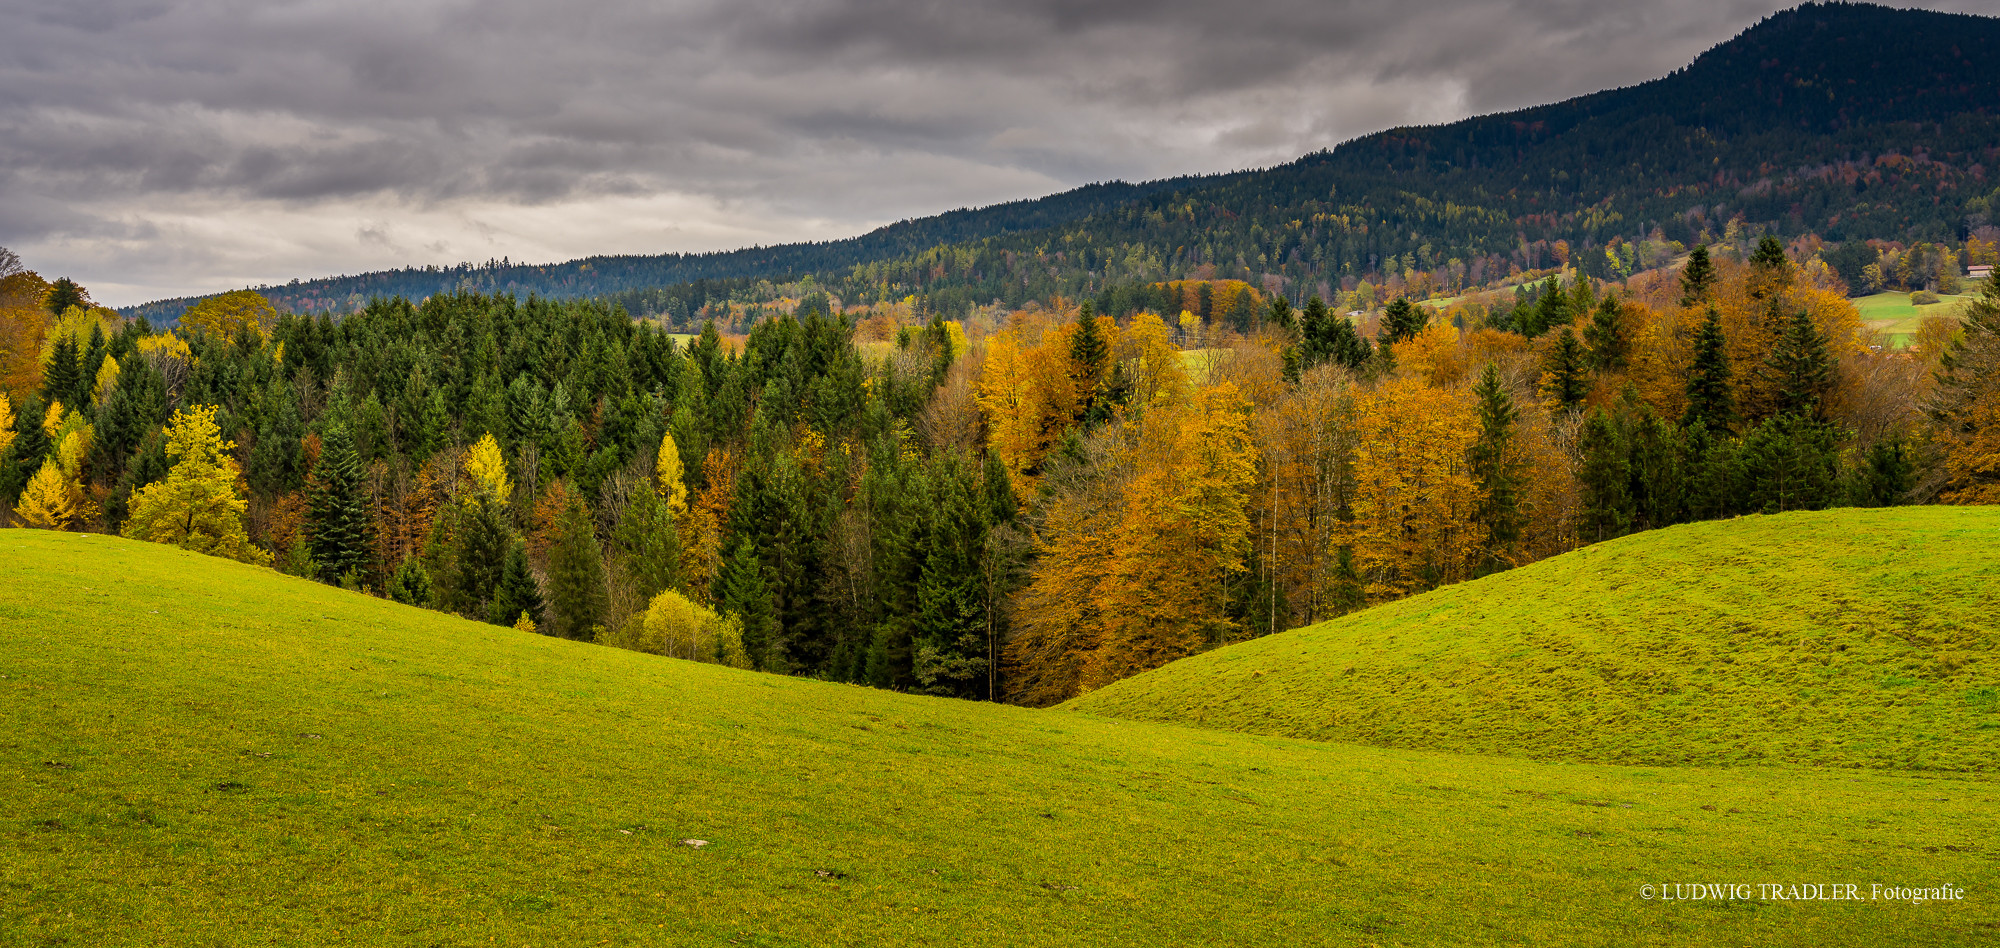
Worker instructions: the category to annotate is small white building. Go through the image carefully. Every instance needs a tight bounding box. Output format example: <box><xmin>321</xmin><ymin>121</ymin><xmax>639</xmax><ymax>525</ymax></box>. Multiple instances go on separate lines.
<box><xmin>1969</xmin><ymin>264</ymin><xmax>1993</xmax><ymax>281</ymax></box>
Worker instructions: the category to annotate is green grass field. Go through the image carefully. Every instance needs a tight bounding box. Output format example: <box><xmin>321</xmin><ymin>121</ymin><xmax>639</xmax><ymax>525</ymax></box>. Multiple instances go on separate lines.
<box><xmin>1070</xmin><ymin>509</ymin><xmax>2000</xmax><ymax>770</ymax></box>
<box><xmin>3</xmin><ymin>524</ymin><xmax>1998</xmax><ymax>946</ymax></box>
<box><xmin>1853</xmin><ymin>291</ymin><xmax>1977</xmax><ymax>347</ymax></box>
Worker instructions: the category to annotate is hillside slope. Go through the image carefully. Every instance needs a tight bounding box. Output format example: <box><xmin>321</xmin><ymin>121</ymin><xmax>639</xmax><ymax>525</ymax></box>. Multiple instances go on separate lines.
<box><xmin>2</xmin><ymin>529</ymin><xmax>1996</xmax><ymax>946</ymax></box>
<box><xmin>1068</xmin><ymin>508</ymin><xmax>2000</xmax><ymax>769</ymax></box>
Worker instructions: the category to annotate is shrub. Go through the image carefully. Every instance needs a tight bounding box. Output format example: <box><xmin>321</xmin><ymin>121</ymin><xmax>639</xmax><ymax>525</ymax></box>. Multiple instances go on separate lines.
<box><xmin>1911</xmin><ymin>290</ymin><xmax>1940</xmax><ymax>305</ymax></box>
<box><xmin>600</xmin><ymin>590</ymin><xmax>750</xmax><ymax>668</ymax></box>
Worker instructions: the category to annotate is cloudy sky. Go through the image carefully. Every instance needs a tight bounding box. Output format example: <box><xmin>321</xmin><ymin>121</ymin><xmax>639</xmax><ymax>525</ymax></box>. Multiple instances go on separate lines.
<box><xmin>0</xmin><ymin>0</ymin><xmax>1986</xmax><ymax>306</ymax></box>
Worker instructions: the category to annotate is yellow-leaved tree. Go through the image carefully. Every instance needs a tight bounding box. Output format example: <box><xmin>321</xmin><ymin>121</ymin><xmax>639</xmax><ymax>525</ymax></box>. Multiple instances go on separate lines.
<box><xmin>601</xmin><ymin>589</ymin><xmax>750</xmax><ymax>667</ymax></box>
<box><xmin>656</xmin><ymin>432</ymin><xmax>688</xmax><ymax>513</ymax></box>
<box><xmin>464</xmin><ymin>433</ymin><xmax>512</xmax><ymax>502</ymax></box>
<box><xmin>0</xmin><ymin>391</ymin><xmax>15</xmax><ymax>458</ymax></box>
<box><xmin>181</xmin><ymin>290</ymin><xmax>279</xmax><ymax>340</ymax></box>
<box><xmin>123</xmin><ymin>405</ymin><xmax>269</xmax><ymax>565</ymax></box>
<box><xmin>1336</xmin><ymin>377</ymin><xmax>1485</xmax><ymax>602</ymax></box>
<box><xmin>14</xmin><ymin>460</ymin><xmax>80</xmax><ymax>530</ymax></box>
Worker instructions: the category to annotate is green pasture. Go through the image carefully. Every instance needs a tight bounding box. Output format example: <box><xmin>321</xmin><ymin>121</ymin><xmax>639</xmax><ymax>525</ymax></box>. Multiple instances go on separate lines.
<box><xmin>2</xmin><ymin>526</ymin><xmax>1996</xmax><ymax>946</ymax></box>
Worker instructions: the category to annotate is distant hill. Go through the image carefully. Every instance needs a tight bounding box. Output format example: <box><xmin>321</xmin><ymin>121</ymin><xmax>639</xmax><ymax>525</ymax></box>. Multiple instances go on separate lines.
<box><xmin>1067</xmin><ymin>507</ymin><xmax>2000</xmax><ymax>770</ymax></box>
<box><xmin>128</xmin><ymin>2</ymin><xmax>2000</xmax><ymax>322</ymax></box>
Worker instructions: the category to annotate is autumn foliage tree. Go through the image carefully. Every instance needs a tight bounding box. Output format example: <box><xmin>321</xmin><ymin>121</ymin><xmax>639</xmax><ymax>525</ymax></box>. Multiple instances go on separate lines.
<box><xmin>122</xmin><ymin>406</ymin><xmax>268</xmax><ymax>564</ymax></box>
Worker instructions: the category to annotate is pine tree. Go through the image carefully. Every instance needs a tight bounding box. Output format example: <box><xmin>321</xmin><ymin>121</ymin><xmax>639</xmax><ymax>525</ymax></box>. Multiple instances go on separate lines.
<box><xmin>1467</xmin><ymin>364</ymin><xmax>1527</xmax><ymax>568</ymax></box>
<box><xmin>1679</xmin><ymin>245</ymin><xmax>1717</xmax><ymax>307</ymax></box>
<box><xmin>1761</xmin><ymin>308</ymin><xmax>1834</xmax><ymax>420</ymax></box>
<box><xmin>1539</xmin><ymin>329</ymin><xmax>1589</xmax><ymax>411</ymax></box>
<box><xmin>1576</xmin><ymin>409</ymin><xmax>1630</xmax><ymax>542</ymax></box>
<box><xmin>1583</xmin><ymin>294</ymin><xmax>1628</xmax><ymax>372</ymax></box>
<box><xmin>1685</xmin><ymin>308</ymin><xmax>1734</xmax><ymax>433</ymax></box>
<box><xmin>489</xmin><ymin>540</ymin><xmax>544</xmax><ymax>629</ymax></box>
<box><xmin>307</xmin><ymin>425</ymin><xmax>373</xmax><ymax>584</ymax></box>
<box><xmin>543</xmin><ymin>491</ymin><xmax>608</xmax><ymax>640</ymax></box>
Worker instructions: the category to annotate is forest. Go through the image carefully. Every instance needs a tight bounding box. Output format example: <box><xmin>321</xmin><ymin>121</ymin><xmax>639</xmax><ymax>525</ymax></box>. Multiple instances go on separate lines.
<box><xmin>6</xmin><ymin>230</ymin><xmax>1998</xmax><ymax>704</ymax></box>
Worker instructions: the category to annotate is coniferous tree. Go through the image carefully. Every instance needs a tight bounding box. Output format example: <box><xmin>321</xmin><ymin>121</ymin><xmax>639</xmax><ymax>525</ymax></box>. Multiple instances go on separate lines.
<box><xmin>1761</xmin><ymin>308</ymin><xmax>1834</xmax><ymax>420</ymax></box>
<box><xmin>43</xmin><ymin>278</ymin><xmax>88</xmax><ymax>315</ymax></box>
<box><xmin>1576</xmin><ymin>409</ymin><xmax>1630</xmax><ymax>542</ymax></box>
<box><xmin>445</xmin><ymin>497</ymin><xmax>511</xmax><ymax>619</ymax></box>
<box><xmin>489</xmin><ymin>540</ymin><xmax>544</xmax><ymax>629</ymax></box>
<box><xmin>80</xmin><ymin>324</ymin><xmax>108</xmax><ymax>403</ymax></box>
<box><xmin>1266</xmin><ymin>296</ymin><xmax>1296</xmax><ymax>335</ymax></box>
<box><xmin>1298</xmin><ymin>295</ymin><xmax>1330</xmax><ymax>364</ymax></box>
<box><xmin>719</xmin><ymin>536</ymin><xmax>780</xmax><ymax>669</ymax></box>
<box><xmin>1679</xmin><ymin>245</ymin><xmax>1717</xmax><ymax>307</ymax></box>
<box><xmin>43</xmin><ymin>333</ymin><xmax>82</xmax><ymax>411</ymax></box>
<box><xmin>1379</xmin><ymin>297</ymin><xmax>1426</xmax><ymax>346</ymax></box>
<box><xmin>1540</xmin><ymin>329</ymin><xmax>1589</xmax><ymax>411</ymax></box>
<box><xmin>543</xmin><ymin>491</ymin><xmax>609</xmax><ymax>640</ymax></box>
<box><xmin>1739</xmin><ymin>413</ymin><xmax>1841</xmax><ymax>513</ymax></box>
<box><xmin>1467</xmin><ymin>364</ymin><xmax>1527</xmax><ymax>569</ymax></box>
<box><xmin>307</xmin><ymin>425</ymin><xmax>373</xmax><ymax>585</ymax></box>
<box><xmin>1583</xmin><ymin>294</ymin><xmax>1628</xmax><ymax>372</ymax></box>
<box><xmin>1069</xmin><ymin>305</ymin><xmax>1109</xmax><ymax>423</ymax></box>
<box><xmin>1685</xmin><ymin>308</ymin><xmax>1734</xmax><ymax>433</ymax></box>
<box><xmin>1851</xmin><ymin>438</ymin><xmax>1914</xmax><ymax>507</ymax></box>
<box><xmin>1624</xmin><ymin>407</ymin><xmax>1686</xmax><ymax>531</ymax></box>
<box><xmin>388</xmin><ymin>556</ymin><xmax>434</xmax><ymax>607</ymax></box>
<box><xmin>613</xmin><ymin>485</ymin><xmax>681</xmax><ymax>605</ymax></box>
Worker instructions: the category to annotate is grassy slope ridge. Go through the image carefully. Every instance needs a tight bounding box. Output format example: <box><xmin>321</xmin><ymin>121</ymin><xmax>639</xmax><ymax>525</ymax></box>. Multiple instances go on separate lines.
<box><xmin>1069</xmin><ymin>509</ymin><xmax>2000</xmax><ymax>770</ymax></box>
<box><xmin>2</xmin><ymin>531</ymin><xmax>1995</xmax><ymax>945</ymax></box>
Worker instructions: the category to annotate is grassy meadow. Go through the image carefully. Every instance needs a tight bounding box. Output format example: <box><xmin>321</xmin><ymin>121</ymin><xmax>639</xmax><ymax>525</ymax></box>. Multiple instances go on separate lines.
<box><xmin>2</xmin><ymin>525</ymin><xmax>1997</xmax><ymax>946</ymax></box>
<box><xmin>1070</xmin><ymin>508</ymin><xmax>2000</xmax><ymax>770</ymax></box>
<box><xmin>1853</xmin><ymin>290</ymin><xmax>1979</xmax><ymax>346</ymax></box>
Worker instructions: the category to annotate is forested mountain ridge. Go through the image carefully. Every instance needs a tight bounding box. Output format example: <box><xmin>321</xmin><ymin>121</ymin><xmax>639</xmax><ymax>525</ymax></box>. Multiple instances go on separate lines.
<box><xmin>119</xmin><ymin>177</ymin><xmax>1215</xmax><ymax>324</ymax></box>
<box><xmin>123</xmin><ymin>3</ymin><xmax>2000</xmax><ymax>322</ymax></box>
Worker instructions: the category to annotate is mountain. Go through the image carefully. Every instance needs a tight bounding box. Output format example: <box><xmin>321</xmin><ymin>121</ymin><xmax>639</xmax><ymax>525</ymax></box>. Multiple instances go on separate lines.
<box><xmin>126</xmin><ymin>2</ymin><xmax>2000</xmax><ymax>323</ymax></box>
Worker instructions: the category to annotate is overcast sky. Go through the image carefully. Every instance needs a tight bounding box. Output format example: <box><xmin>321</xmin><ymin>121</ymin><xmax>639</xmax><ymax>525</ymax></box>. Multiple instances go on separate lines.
<box><xmin>0</xmin><ymin>0</ymin><xmax>1988</xmax><ymax>306</ymax></box>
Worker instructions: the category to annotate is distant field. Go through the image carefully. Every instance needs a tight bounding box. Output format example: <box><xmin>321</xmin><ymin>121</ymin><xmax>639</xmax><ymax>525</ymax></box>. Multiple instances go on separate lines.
<box><xmin>4</xmin><ymin>529</ymin><xmax>1997</xmax><ymax>945</ymax></box>
<box><xmin>1853</xmin><ymin>291</ymin><xmax>1976</xmax><ymax>347</ymax></box>
<box><xmin>1070</xmin><ymin>508</ymin><xmax>2000</xmax><ymax>770</ymax></box>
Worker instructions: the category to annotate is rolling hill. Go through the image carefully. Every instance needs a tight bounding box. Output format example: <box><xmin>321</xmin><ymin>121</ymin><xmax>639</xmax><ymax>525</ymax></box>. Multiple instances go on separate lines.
<box><xmin>125</xmin><ymin>2</ymin><xmax>2000</xmax><ymax>323</ymax></box>
<box><xmin>3</xmin><ymin>527</ymin><xmax>1996</xmax><ymax>945</ymax></box>
<box><xmin>1067</xmin><ymin>508</ymin><xmax>2000</xmax><ymax>770</ymax></box>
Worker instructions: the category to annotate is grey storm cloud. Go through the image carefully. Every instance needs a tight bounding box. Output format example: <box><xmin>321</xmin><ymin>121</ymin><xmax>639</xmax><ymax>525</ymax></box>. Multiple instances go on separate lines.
<box><xmin>0</xmin><ymin>0</ymin><xmax>1983</xmax><ymax>303</ymax></box>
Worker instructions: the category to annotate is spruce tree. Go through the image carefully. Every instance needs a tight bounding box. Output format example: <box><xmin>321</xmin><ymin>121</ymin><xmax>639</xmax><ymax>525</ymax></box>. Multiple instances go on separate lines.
<box><xmin>307</xmin><ymin>425</ymin><xmax>373</xmax><ymax>586</ymax></box>
<box><xmin>543</xmin><ymin>492</ymin><xmax>609</xmax><ymax>640</ymax></box>
<box><xmin>489</xmin><ymin>540</ymin><xmax>544</xmax><ymax>629</ymax></box>
<box><xmin>43</xmin><ymin>278</ymin><xmax>88</xmax><ymax>315</ymax></box>
<box><xmin>1541</xmin><ymin>329</ymin><xmax>1589</xmax><ymax>411</ymax></box>
<box><xmin>613</xmin><ymin>485</ymin><xmax>680</xmax><ymax>604</ymax></box>
<box><xmin>1380</xmin><ymin>297</ymin><xmax>1425</xmax><ymax>346</ymax></box>
<box><xmin>1761</xmin><ymin>308</ymin><xmax>1834</xmax><ymax>420</ymax></box>
<box><xmin>1685</xmin><ymin>308</ymin><xmax>1734</xmax><ymax>433</ymax></box>
<box><xmin>43</xmin><ymin>334</ymin><xmax>82</xmax><ymax>411</ymax></box>
<box><xmin>1739</xmin><ymin>413</ymin><xmax>1841</xmax><ymax>514</ymax></box>
<box><xmin>1467</xmin><ymin>364</ymin><xmax>1527</xmax><ymax>568</ymax></box>
<box><xmin>719</xmin><ymin>536</ymin><xmax>780</xmax><ymax>669</ymax></box>
<box><xmin>1069</xmin><ymin>305</ymin><xmax>1109</xmax><ymax>422</ymax></box>
<box><xmin>1679</xmin><ymin>245</ymin><xmax>1717</xmax><ymax>307</ymax></box>
<box><xmin>1299</xmin><ymin>295</ymin><xmax>1330</xmax><ymax>365</ymax></box>
<box><xmin>450</xmin><ymin>497</ymin><xmax>511</xmax><ymax>620</ymax></box>
<box><xmin>1583</xmin><ymin>294</ymin><xmax>1628</xmax><ymax>372</ymax></box>
<box><xmin>1576</xmin><ymin>409</ymin><xmax>1631</xmax><ymax>542</ymax></box>
<box><xmin>387</xmin><ymin>556</ymin><xmax>434</xmax><ymax>607</ymax></box>
<box><xmin>1851</xmin><ymin>438</ymin><xmax>1914</xmax><ymax>507</ymax></box>
<box><xmin>81</xmin><ymin>324</ymin><xmax>108</xmax><ymax>403</ymax></box>
<box><xmin>1624</xmin><ymin>408</ymin><xmax>1686</xmax><ymax>531</ymax></box>
<box><xmin>1266</xmin><ymin>296</ymin><xmax>1296</xmax><ymax>335</ymax></box>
